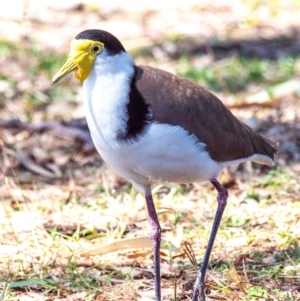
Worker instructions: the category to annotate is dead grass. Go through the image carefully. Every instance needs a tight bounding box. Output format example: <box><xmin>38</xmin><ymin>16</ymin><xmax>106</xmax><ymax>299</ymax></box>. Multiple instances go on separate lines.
<box><xmin>1</xmin><ymin>159</ymin><xmax>300</xmax><ymax>300</ymax></box>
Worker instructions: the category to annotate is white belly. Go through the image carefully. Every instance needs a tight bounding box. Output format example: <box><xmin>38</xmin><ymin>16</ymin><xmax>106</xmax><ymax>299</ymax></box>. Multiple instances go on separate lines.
<box><xmin>88</xmin><ymin>121</ymin><xmax>223</xmax><ymax>191</ymax></box>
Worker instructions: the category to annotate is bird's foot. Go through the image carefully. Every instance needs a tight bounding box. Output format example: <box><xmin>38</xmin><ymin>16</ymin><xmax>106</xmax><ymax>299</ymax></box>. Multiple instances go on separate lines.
<box><xmin>191</xmin><ymin>274</ymin><xmax>206</xmax><ymax>301</ymax></box>
<box><xmin>199</xmin><ymin>284</ymin><xmax>206</xmax><ymax>301</ymax></box>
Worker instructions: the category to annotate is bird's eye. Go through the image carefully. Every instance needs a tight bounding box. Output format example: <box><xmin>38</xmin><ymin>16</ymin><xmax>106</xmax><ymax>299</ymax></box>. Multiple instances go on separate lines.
<box><xmin>91</xmin><ymin>45</ymin><xmax>101</xmax><ymax>53</ymax></box>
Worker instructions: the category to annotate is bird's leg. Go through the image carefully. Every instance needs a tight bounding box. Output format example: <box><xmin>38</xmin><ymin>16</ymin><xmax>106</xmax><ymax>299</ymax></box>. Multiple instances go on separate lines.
<box><xmin>192</xmin><ymin>179</ymin><xmax>228</xmax><ymax>301</ymax></box>
<box><xmin>145</xmin><ymin>193</ymin><xmax>162</xmax><ymax>301</ymax></box>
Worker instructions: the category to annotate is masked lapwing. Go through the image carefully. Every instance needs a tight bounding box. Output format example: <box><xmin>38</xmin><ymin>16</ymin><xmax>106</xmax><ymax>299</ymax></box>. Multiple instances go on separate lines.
<box><xmin>52</xmin><ymin>29</ymin><xmax>277</xmax><ymax>301</ymax></box>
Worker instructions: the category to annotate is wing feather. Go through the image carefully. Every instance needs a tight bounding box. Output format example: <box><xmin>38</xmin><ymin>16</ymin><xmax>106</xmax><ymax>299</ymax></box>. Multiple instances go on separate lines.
<box><xmin>135</xmin><ymin>65</ymin><xmax>277</xmax><ymax>163</ymax></box>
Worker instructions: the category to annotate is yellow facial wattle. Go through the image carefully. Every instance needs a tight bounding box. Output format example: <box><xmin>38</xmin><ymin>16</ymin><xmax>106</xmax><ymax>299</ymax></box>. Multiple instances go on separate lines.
<box><xmin>52</xmin><ymin>39</ymin><xmax>104</xmax><ymax>84</ymax></box>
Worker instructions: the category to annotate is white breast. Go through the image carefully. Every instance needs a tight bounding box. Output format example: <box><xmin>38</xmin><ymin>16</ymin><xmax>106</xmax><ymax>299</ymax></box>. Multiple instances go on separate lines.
<box><xmin>83</xmin><ymin>51</ymin><xmax>135</xmax><ymax>147</ymax></box>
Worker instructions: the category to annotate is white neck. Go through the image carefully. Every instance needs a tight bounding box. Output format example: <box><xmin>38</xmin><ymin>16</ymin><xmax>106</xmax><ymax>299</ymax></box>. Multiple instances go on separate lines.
<box><xmin>83</xmin><ymin>50</ymin><xmax>135</xmax><ymax>149</ymax></box>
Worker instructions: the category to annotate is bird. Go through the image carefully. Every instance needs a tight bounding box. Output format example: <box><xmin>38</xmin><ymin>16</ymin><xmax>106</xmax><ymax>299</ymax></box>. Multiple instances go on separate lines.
<box><xmin>52</xmin><ymin>29</ymin><xmax>277</xmax><ymax>301</ymax></box>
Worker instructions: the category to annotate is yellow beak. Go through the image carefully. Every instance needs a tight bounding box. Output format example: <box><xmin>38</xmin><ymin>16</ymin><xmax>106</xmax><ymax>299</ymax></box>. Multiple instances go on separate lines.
<box><xmin>52</xmin><ymin>39</ymin><xmax>104</xmax><ymax>85</ymax></box>
<box><xmin>52</xmin><ymin>54</ymin><xmax>78</xmax><ymax>84</ymax></box>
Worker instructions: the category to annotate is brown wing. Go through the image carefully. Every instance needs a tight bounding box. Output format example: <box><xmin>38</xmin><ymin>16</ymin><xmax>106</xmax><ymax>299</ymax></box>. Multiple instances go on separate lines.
<box><xmin>135</xmin><ymin>65</ymin><xmax>277</xmax><ymax>163</ymax></box>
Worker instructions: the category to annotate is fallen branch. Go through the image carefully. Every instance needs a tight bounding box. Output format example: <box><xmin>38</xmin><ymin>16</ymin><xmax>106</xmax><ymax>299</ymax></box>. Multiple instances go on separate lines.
<box><xmin>0</xmin><ymin>118</ymin><xmax>95</xmax><ymax>152</ymax></box>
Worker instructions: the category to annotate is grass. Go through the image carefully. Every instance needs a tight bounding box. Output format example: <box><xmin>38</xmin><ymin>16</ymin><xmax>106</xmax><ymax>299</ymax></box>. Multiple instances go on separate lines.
<box><xmin>178</xmin><ymin>56</ymin><xmax>298</xmax><ymax>94</ymax></box>
<box><xmin>0</xmin><ymin>38</ymin><xmax>66</xmax><ymax>79</ymax></box>
<box><xmin>1</xmin><ymin>167</ymin><xmax>300</xmax><ymax>300</ymax></box>
<box><xmin>0</xmin><ymin>36</ymin><xmax>76</xmax><ymax>121</ymax></box>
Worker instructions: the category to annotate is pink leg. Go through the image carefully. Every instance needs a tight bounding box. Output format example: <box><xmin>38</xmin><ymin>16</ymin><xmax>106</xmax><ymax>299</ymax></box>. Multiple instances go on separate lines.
<box><xmin>145</xmin><ymin>194</ymin><xmax>162</xmax><ymax>301</ymax></box>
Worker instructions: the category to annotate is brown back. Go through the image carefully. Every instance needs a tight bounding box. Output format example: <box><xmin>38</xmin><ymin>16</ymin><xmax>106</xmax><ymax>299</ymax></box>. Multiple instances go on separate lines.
<box><xmin>135</xmin><ymin>65</ymin><xmax>277</xmax><ymax>163</ymax></box>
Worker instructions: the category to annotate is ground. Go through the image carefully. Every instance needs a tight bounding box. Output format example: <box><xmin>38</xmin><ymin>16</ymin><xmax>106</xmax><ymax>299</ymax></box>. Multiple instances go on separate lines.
<box><xmin>0</xmin><ymin>1</ymin><xmax>300</xmax><ymax>300</ymax></box>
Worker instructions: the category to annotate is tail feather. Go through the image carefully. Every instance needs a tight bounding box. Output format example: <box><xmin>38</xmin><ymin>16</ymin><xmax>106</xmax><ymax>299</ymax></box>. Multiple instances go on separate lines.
<box><xmin>261</xmin><ymin>135</ymin><xmax>279</xmax><ymax>150</ymax></box>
